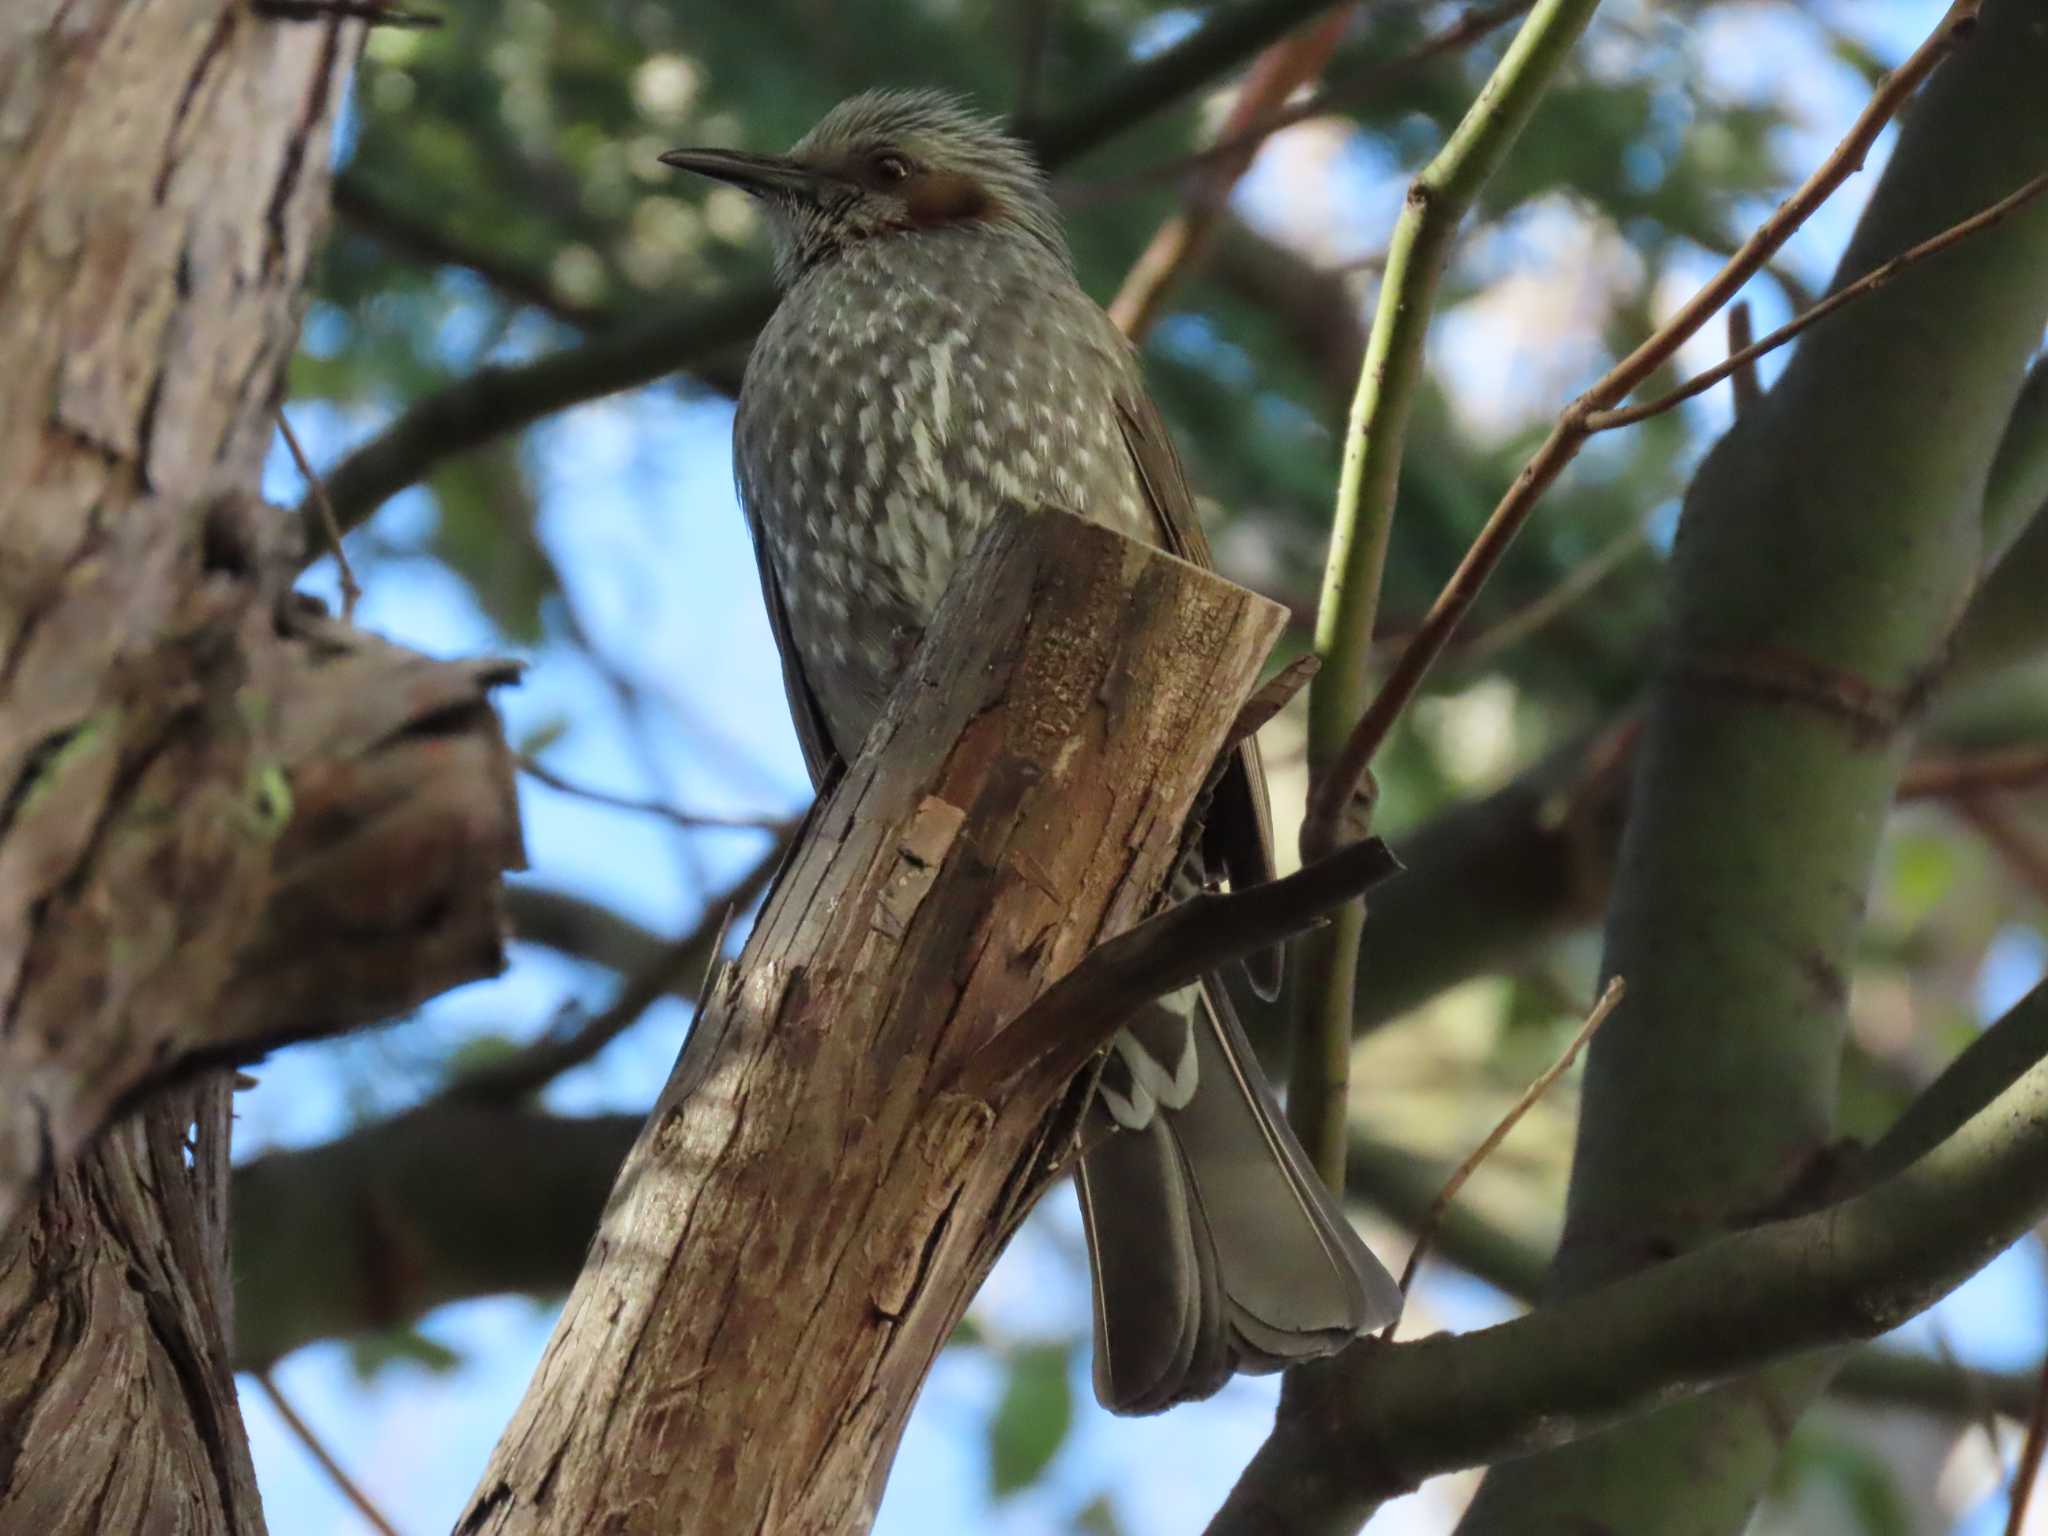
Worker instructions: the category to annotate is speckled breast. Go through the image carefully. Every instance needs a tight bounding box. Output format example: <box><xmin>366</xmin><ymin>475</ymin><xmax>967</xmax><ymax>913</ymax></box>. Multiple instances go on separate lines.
<box><xmin>734</xmin><ymin>226</ymin><xmax>1156</xmax><ymax>760</ymax></box>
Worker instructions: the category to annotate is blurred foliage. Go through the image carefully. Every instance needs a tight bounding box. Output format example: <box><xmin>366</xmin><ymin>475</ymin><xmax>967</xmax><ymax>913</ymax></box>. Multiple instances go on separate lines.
<box><xmin>346</xmin><ymin>1326</ymin><xmax>465</xmax><ymax>1383</ymax></box>
<box><xmin>274</xmin><ymin>3</ymin><xmax>2048</xmax><ymax>1530</ymax></box>
<box><xmin>1771</xmin><ymin>1422</ymin><xmax>1915</xmax><ymax>1536</ymax></box>
<box><xmin>987</xmin><ymin>1341</ymin><xmax>1077</xmax><ymax>1497</ymax></box>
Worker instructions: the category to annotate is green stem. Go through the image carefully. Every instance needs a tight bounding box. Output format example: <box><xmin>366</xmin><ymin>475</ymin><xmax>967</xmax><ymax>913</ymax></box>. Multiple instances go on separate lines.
<box><xmin>1289</xmin><ymin>0</ymin><xmax>1603</xmax><ymax>1189</ymax></box>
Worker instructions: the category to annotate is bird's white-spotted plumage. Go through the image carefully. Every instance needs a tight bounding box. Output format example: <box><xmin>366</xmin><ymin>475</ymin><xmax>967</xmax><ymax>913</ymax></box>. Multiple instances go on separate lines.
<box><xmin>696</xmin><ymin>88</ymin><xmax>1399</xmax><ymax>1415</ymax></box>
<box><xmin>736</xmin><ymin>223</ymin><xmax>1155</xmax><ymax>758</ymax></box>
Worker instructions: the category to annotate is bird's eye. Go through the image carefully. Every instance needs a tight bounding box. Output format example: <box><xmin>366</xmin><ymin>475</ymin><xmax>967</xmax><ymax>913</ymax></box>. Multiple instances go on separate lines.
<box><xmin>871</xmin><ymin>152</ymin><xmax>913</xmax><ymax>185</ymax></box>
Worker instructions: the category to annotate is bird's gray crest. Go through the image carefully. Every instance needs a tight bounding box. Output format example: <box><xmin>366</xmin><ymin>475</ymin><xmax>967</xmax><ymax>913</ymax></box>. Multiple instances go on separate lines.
<box><xmin>674</xmin><ymin>89</ymin><xmax>1070</xmax><ymax>284</ymax></box>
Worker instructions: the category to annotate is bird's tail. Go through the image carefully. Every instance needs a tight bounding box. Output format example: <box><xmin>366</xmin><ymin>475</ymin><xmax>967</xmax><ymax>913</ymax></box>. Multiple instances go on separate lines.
<box><xmin>1074</xmin><ymin>977</ymin><xmax>1403</xmax><ymax>1415</ymax></box>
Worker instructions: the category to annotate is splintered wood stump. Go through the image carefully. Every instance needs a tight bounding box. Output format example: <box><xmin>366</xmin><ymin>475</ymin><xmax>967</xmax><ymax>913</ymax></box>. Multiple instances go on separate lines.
<box><xmin>462</xmin><ymin>507</ymin><xmax>1288</xmax><ymax>1536</ymax></box>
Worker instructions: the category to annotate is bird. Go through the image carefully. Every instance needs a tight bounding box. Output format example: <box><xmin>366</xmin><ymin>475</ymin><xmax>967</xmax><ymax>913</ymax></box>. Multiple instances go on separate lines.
<box><xmin>662</xmin><ymin>89</ymin><xmax>1401</xmax><ymax>1414</ymax></box>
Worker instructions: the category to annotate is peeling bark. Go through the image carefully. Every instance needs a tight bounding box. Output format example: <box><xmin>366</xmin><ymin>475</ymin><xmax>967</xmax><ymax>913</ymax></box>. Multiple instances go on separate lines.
<box><xmin>460</xmin><ymin>508</ymin><xmax>1286</xmax><ymax>1536</ymax></box>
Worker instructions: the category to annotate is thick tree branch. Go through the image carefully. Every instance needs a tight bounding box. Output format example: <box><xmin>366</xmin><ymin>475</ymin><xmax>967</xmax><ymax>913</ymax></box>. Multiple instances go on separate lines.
<box><xmin>301</xmin><ymin>289</ymin><xmax>772</xmax><ymax>547</ymax></box>
<box><xmin>1211</xmin><ymin>981</ymin><xmax>2048</xmax><ymax>1534</ymax></box>
<box><xmin>0</xmin><ymin>7</ymin><xmax>521</xmax><ymax>1240</ymax></box>
<box><xmin>0</xmin><ymin>4</ymin><xmax>509</xmax><ymax>1529</ymax></box>
<box><xmin>232</xmin><ymin>1104</ymin><xmax>642</xmax><ymax>1369</ymax></box>
<box><xmin>1448</xmin><ymin>2</ymin><xmax>2048</xmax><ymax>1527</ymax></box>
<box><xmin>226</xmin><ymin>1102</ymin><xmax>2039</xmax><ymax>1432</ymax></box>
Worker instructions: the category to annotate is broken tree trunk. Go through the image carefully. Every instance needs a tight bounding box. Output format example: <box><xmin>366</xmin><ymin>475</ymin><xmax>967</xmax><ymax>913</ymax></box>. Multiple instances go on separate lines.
<box><xmin>0</xmin><ymin>5</ymin><xmax>521</xmax><ymax>1529</ymax></box>
<box><xmin>460</xmin><ymin>507</ymin><xmax>1288</xmax><ymax>1536</ymax></box>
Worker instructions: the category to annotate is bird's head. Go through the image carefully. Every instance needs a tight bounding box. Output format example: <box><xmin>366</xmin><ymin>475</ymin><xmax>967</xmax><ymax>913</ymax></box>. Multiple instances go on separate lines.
<box><xmin>660</xmin><ymin>90</ymin><xmax>1067</xmax><ymax>284</ymax></box>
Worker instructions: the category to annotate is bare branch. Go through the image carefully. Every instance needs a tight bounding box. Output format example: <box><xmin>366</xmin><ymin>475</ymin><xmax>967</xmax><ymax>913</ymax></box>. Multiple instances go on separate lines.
<box><xmin>277</xmin><ymin>407</ymin><xmax>361</xmax><ymax>619</ymax></box>
<box><xmin>1386</xmin><ymin>977</ymin><xmax>1623</xmax><ymax>1316</ymax></box>
<box><xmin>449</xmin><ymin>833</ymin><xmax>790</xmax><ymax>1105</ymax></box>
<box><xmin>962</xmin><ymin>836</ymin><xmax>1401</xmax><ymax>1100</ymax></box>
<box><xmin>517</xmin><ymin>757</ymin><xmax>791</xmax><ymax>834</ymax></box>
<box><xmin>2006</xmin><ymin>1353</ymin><xmax>2048</xmax><ymax>1535</ymax></box>
<box><xmin>1070</xmin><ymin>1</ymin><xmax>1536</xmax><ymax>210</ymax></box>
<box><xmin>253</xmin><ymin>1370</ymin><xmax>406</xmax><ymax>1536</ymax></box>
<box><xmin>1301</xmin><ymin>0</ymin><xmax>1988</xmax><ymax>856</ymax></box>
<box><xmin>1587</xmin><ymin>171</ymin><xmax>2048</xmax><ymax>433</ymax></box>
<box><xmin>1109</xmin><ymin>10</ymin><xmax>1353</xmax><ymax>341</ymax></box>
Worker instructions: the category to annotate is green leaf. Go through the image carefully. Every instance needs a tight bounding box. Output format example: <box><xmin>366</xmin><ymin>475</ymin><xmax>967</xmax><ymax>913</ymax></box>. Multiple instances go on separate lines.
<box><xmin>441</xmin><ymin>1031</ymin><xmax>526</xmax><ymax>1088</ymax></box>
<box><xmin>347</xmin><ymin>1327</ymin><xmax>463</xmax><ymax>1382</ymax></box>
<box><xmin>1770</xmin><ymin>1423</ymin><xmax>1912</xmax><ymax>1536</ymax></box>
<box><xmin>517</xmin><ymin>715</ymin><xmax>571</xmax><ymax>759</ymax></box>
<box><xmin>1073</xmin><ymin>1494</ymin><xmax>1125</xmax><ymax>1536</ymax></box>
<box><xmin>987</xmin><ymin>1342</ymin><xmax>1073</xmax><ymax>1498</ymax></box>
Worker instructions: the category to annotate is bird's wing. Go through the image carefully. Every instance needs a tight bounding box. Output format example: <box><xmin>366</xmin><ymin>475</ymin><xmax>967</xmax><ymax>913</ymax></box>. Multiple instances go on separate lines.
<box><xmin>1113</xmin><ymin>386</ymin><xmax>1282</xmax><ymax>996</ymax></box>
<box><xmin>738</xmin><ymin>494</ymin><xmax>844</xmax><ymax>794</ymax></box>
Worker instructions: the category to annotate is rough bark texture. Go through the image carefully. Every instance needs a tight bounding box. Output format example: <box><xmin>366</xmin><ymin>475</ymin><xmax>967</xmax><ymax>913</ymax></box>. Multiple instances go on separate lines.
<box><xmin>1451</xmin><ymin>2</ymin><xmax>2048</xmax><ymax>1529</ymax></box>
<box><xmin>459</xmin><ymin>507</ymin><xmax>1286</xmax><ymax>1536</ymax></box>
<box><xmin>0</xmin><ymin>2</ymin><xmax>522</xmax><ymax>1529</ymax></box>
<box><xmin>0</xmin><ymin>0</ymin><xmax>524</xmax><ymax>1220</ymax></box>
<box><xmin>0</xmin><ymin>1081</ymin><xmax>261</xmax><ymax>1535</ymax></box>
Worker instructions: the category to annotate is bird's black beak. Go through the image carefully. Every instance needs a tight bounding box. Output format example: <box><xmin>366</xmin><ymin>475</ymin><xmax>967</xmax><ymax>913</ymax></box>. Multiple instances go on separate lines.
<box><xmin>658</xmin><ymin>148</ymin><xmax>834</xmax><ymax>205</ymax></box>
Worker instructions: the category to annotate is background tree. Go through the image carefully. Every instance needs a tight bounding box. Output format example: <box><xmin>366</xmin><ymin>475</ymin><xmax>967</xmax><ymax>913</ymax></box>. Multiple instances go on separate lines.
<box><xmin>7</xmin><ymin>1</ymin><xmax>2048</xmax><ymax>1534</ymax></box>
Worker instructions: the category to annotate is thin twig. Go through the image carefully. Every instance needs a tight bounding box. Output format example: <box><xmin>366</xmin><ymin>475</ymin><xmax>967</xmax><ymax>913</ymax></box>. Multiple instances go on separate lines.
<box><xmin>1931</xmin><ymin>1322</ymin><xmax>2010</xmax><ymax>1494</ymax></box>
<box><xmin>1449</xmin><ymin>521</ymin><xmax>1647</xmax><ymax>670</ymax></box>
<box><xmin>518</xmin><ymin>757</ymin><xmax>790</xmax><ymax>833</ymax></box>
<box><xmin>1955</xmin><ymin>793</ymin><xmax>2048</xmax><ymax>906</ymax></box>
<box><xmin>253</xmin><ymin>0</ymin><xmax>440</xmax><ymax>25</ymax></box>
<box><xmin>1589</xmin><ymin>171</ymin><xmax>2048</xmax><ymax>432</ymax></box>
<box><xmin>448</xmin><ymin>834</ymin><xmax>791</xmax><ymax>1104</ymax></box>
<box><xmin>1727</xmin><ymin>301</ymin><xmax>1761</xmax><ymax>415</ymax></box>
<box><xmin>252</xmin><ymin>1369</ymin><xmax>405</xmax><ymax>1536</ymax></box>
<box><xmin>1109</xmin><ymin>9</ymin><xmax>1355</xmax><ymax>341</ymax></box>
<box><xmin>1222</xmin><ymin>654</ymin><xmax>1321</xmax><ymax>759</ymax></box>
<box><xmin>2006</xmin><ymin>1351</ymin><xmax>2048</xmax><ymax>1536</ymax></box>
<box><xmin>962</xmin><ymin>837</ymin><xmax>1403</xmax><ymax>1100</ymax></box>
<box><xmin>1071</xmin><ymin>0</ymin><xmax>1536</xmax><ymax>210</ymax></box>
<box><xmin>1301</xmin><ymin>0</ymin><xmax>1986</xmax><ymax>858</ymax></box>
<box><xmin>1900</xmin><ymin>745</ymin><xmax>2048</xmax><ymax>801</ymax></box>
<box><xmin>277</xmin><ymin>409</ymin><xmax>362</xmax><ymax>619</ymax></box>
<box><xmin>1384</xmin><ymin>976</ymin><xmax>1624</xmax><ymax>1329</ymax></box>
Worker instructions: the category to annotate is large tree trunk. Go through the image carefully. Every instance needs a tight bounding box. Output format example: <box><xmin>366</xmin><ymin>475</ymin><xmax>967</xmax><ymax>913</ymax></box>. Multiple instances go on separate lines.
<box><xmin>459</xmin><ymin>508</ymin><xmax>1287</xmax><ymax>1536</ymax></box>
<box><xmin>0</xmin><ymin>4</ymin><xmax>521</xmax><ymax>1528</ymax></box>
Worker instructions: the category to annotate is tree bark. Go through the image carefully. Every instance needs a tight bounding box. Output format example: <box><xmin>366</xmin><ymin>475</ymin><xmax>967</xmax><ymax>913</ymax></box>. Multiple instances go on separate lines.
<box><xmin>459</xmin><ymin>507</ymin><xmax>1286</xmax><ymax>1536</ymax></box>
<box><xmin>1451</xmin><ymin>1</ymin><xmax>2048</xmax><ymax>1528</ymax></box>
<box><xmin>0</xmin><ymin>3</ymin><xmax>521</xmax><ymax>1528</ymax></box>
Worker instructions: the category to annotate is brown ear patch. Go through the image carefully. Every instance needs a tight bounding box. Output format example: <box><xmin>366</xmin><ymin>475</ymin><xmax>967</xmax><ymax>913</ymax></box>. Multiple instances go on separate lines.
<box><xmin>904</xmin><ymin>171</ymin><xmax>997</xmax><ymax>227</ymax></box>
